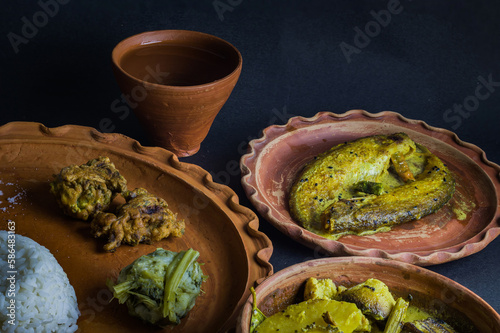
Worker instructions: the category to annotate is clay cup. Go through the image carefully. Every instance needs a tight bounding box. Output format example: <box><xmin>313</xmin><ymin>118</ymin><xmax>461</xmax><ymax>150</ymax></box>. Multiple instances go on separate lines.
<box><xmin>111</xmin><ymin>30</ymin><xmax>242</xmax><ymax>156</ymax></box>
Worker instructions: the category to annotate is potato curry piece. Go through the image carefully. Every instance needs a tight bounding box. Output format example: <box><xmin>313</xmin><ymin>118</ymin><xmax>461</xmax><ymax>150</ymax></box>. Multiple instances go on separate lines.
<box><xmin>339</xmin><ymin>278</ymin><xmax>396</xmax><ymax>321</ymax></box>
<box><xmin>91</xmin><ymin>188</ymin><xmax>185</xmax><ymax>252</ymax></box>
<box><xmin>50</xmin><ymin>156</ymin><xmax>127</xmax><ymax>221</ymax></box>
<box><xmin>304</xmin><ymin>277</ymin><xmax>338</xmax><ymax>301</ymax></box>
<box><xmin>289</xmin><ymin>133</ymin><xmax>455</xmax><ymax>239</ymax></box>
<box><xmin>253</xmin><ymin>298</ymin><xmax>371</xmax><ymax>333</ymax></box>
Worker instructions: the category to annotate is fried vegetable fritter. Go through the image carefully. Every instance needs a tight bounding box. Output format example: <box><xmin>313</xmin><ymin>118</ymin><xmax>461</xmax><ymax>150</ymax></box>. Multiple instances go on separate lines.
<box><xmin>91</xmin><ymin>188</ymin><xmax>185</xmax><ymax>252</ymax></box>
<box><xmin>289</xmin><ymin>133</ymin><xmax>455</xmax><ymax>238</ymax></box>
<box><xmin>50</xmin><ymin>156</ymin><xmax>127</xmax><ymax>221</ymax></box>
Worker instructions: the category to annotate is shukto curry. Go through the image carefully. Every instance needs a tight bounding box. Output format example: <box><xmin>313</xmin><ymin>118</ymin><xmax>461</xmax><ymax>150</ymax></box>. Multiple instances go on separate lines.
<box><xmin>289</xmin><ymin>133</ymin><xmax>455</xmax><ymax>239</ymax></box>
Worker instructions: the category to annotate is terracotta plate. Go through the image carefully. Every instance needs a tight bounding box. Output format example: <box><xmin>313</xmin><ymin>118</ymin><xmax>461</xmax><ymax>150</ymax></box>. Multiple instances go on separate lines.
<box><xmin>236</xmin><ymin>257</ymin><xmax>500</xmax><ymax>332</ymax></box>
<box><xmin>0</xmin><ymin>122</ymin><xmax>273</xmax><ymax>332</ymax></box>
<box><xmin>240</xmin><ymin>110</ymin><xmax>500</xmax><ymax>265</ymax></box>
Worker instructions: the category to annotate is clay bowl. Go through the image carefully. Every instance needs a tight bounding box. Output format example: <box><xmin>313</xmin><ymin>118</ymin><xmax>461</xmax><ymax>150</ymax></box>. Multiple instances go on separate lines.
<box><xmin>112</xmin><ymin>30</ymin><xmax>242</xmax><ymax>157</ymax></box>
<box><xmin>240</xmin><ymin>110</ymin><xmax>500</xmax><ymax>265</ymax></box>
<box><xmin>237</xmin><ymin>257</ymin><xmax>500</xmax><ymax>333</ymax></box>
<box><xmin>0</xmin><ymin>122</ymin><xmax>272</xmax><ymax>332</ymax></box>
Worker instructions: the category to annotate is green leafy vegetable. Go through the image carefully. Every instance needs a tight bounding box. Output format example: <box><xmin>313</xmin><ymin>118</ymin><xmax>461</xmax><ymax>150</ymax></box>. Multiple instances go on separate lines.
<box><xmin>163</xmin><ymin>248</ymin><xmax>200</xmax><ymax>319</ymax></box>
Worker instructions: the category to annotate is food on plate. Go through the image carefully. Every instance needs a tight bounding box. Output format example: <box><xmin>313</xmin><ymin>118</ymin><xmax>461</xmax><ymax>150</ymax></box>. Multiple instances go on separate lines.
<box><xmin>253</xmin><ymin>298</ymin><xmax>370</xmax><ymax>333</ymax></box>
<box><xmin>289</xmin><ymin>133</ymin><xmax>455</xmax><ymax>239</ymax></box>
<box><xmin>50</xmin><ymin>157</ymin><xmax>185</xmax><ymax>251</ymax></box>
<box><xmin>338</xmin><ymin>278</ymin><xmax>396</xmax><ymax>321</ymax></box>
<box><xmin>0</xmin><ymin>231</ymin><xmax>80</xmax><ymax>333</ymax></box>
<box><xmin>402</xmin><ymin>317</ymin><xmax>457</xmax><ymax>332</ymax></box>
<box><xmin>108</xmin><ymin>248</ymin><xmax>206</xmax><ymax>327</ymax></box>
<box><xmin>304</xmin><ymin>276</ymin><xmax>338</xmax><ymax>301</ymax></box>
<box><xmin>91</xmin><ymin>188</ymin><xmax>185</xmax><ymax>252</ymax></box>
<box><xmin>50</xmin><ymin>156</ymin><xmax>127</xmax><ymax>220</ymax></box>
<box><xmin>250</xmin><ymin>277</ymin><xmax>460</xmax><ymax>333</ymax></box>
<box><xmin>249</xmin><ymin>287</ymin><xmax>267</xmax><ymax>332</ymax></box>
<box><xmin>385</xmin><ymin>298</ymin><xmax>410</xmax><ymax>333</ymax></box>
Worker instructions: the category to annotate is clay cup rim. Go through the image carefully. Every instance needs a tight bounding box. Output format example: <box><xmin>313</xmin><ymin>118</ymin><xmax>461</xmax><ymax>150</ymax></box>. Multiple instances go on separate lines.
<box><xmin>111</xmin><ymin>29</ymin><xmax>243</xmax><ymax>90</ymax></box>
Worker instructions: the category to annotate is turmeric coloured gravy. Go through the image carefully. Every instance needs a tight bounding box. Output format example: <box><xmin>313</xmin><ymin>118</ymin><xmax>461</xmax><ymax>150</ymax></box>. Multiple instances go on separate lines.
<box><xmin>251</xmin><ymin>278</ymin><xmax>474</xmax><ymax>333</ymax></box>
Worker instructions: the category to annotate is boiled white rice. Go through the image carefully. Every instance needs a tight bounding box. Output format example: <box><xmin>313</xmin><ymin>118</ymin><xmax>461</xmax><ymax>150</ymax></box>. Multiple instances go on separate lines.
<box><xmin>0</xmin><ymin>231</ymin><xmax>80</xmax><ymax>332</ymax></box>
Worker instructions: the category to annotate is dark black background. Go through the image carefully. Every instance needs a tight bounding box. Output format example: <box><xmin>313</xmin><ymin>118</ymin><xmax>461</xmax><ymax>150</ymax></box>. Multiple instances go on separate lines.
<box><xmin>1</xmin><ymin>0</ymin><xmax>499</xmax><ymax>315</ymax></box>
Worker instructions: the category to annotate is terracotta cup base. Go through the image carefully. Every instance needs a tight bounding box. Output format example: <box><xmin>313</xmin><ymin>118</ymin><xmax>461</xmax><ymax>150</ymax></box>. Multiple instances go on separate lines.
<box><xmin>174</xmin><ymin>145</ymin><xmax>200</xmax><ymax>158</ymax></box>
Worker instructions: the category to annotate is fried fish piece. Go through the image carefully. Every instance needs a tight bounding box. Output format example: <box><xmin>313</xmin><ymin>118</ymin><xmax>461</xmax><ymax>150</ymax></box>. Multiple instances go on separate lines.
<box><xmin>289</xmin><ymin>133</ymin><xmax>455</xmax><ymax>238</ymax></box>
<box><xmin>321</xmin><ymin>144</ymin><xmax>454</xmax><ymax>236</ymax></box>
<box><xmin>91</xmin><ymin>188</ymin><xmax>185</xmax><ymax>252</ymax></box>
<box><xmin>289</xmin><ymin>133</ymin><xmax>417</xmax><ymax>230</ymax></box>
<box><xmin>50</xmin><ymin>156</ymin><xmax>127</xmax><ymax>221</ymax></box>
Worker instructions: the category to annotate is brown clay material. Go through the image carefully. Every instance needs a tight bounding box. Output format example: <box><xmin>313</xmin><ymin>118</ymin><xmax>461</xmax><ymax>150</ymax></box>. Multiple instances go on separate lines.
<box><xmin>112</xmin><ymin>30</ymin><xmax>242</xmax><ymax>157</ymax></box>
<box><xmin>240</xmin><ymin>110</ymin><xmax>500</xmax><ymax>266</ymax></box>
<box><xmin>236</xmin><ymin>257</ymin><xmax>500</xmax><ymax>332</ymax></box>
<box><xmin>0</xmin><ymin>122</ymin><xmax>272</xmax><ymax>332</ymax></box>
